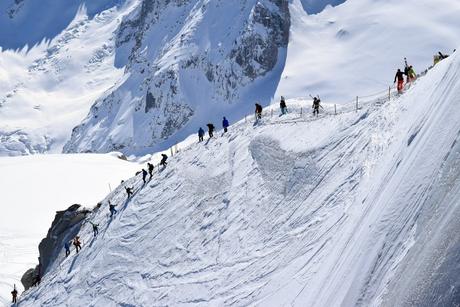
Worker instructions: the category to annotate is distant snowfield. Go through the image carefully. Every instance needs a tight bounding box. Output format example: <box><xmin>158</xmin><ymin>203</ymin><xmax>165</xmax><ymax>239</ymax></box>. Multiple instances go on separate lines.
<box><xmin>276</xmin><ymin>0</ymin><xmax>460</xmax><ymax>103</ymax></box>
<box><xmin>0</xmin><ymin>153</ymin><xmax>140</xmax><ymax>305</ymax></box>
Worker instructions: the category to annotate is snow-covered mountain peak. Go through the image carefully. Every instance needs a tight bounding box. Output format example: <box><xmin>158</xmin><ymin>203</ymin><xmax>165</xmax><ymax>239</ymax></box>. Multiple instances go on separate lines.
<box><xmin>63</xmin><ymin>0</ymin><xmax>291</xmax><ymax>155</ymax></box>
<box><xmin>1</xmin><ymin>0</ymin><xmax>459</xmax><ymax>157</ymax></box>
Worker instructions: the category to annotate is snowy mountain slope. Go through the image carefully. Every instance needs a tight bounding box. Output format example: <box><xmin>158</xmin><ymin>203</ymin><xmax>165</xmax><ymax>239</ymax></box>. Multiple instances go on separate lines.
<box><xmin>0</xmin><ymin>153</ymin><xmax>141</xmax><ymax>305</ymax></box>
<box><xmin>62</xmin><ymin>0</ymin><xmax>460</xmax><ymax>155</ymax></box>
<box><xmin>63</xmin><ymin>0</ymin><xmax>290</xmax><ymax>155</ymax></box>
<box><xmin>0</xmin><ymin>1</ymin><xmax>137</xmax><ymax>156</ymax></box>
<box><xmin>17</xmin><ymin>52</ymin><xmax>460</xmax><ymax>306</ymax></box>
<box><xmin>2</xmin><ymin>0</ymin><xmax>460</xmax><ymax>157</ymax></box>
<box><xmin>276</xmin><ymin>0</ymin><xmax>460</xmax><ymax>103</ymax></box>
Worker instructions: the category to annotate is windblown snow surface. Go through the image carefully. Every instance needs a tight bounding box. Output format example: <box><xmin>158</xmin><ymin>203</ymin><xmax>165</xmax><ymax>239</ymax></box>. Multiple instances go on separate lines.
<box><xmin>17</xmin><ymin>52</ymin><xmax>460</xmax><ymax>306</ymax></box>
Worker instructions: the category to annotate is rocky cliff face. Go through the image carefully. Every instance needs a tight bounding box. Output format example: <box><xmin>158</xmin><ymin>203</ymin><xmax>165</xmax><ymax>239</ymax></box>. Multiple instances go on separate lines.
<box><xmin>63</xmin><ymin>0</ymin><xmax>290</xmax><ymax>154</ymax></box>
<box><xmin>21</xmin><ymin>204</ymin><xmax>90</xmax><ymax>290</ymax></box>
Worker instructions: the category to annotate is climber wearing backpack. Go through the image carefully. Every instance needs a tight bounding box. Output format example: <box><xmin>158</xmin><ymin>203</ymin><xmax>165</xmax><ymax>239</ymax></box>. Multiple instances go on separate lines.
<box><xmin>142</xmin><ymin>168</ymin><xmax>148</xmax><ymax>183</ymax></box>
<box><xmin>11</xmin><ymin>285</ymin><xmax>18</xmax><ymax>303</ymax></box>
<box><xmin>109</xmin><ymin>201</ymin><xmax>117</xmax><ymax>217</ymax></box>
<box><xmin>125</xmin><ymin>186</ymin><xmax>134</xmax><ymax>198</ymax></box>
<box><xmin>160</xmin><ymin>153</ymin><xmax>168</xmax><ymax>166</ymax></box>
<box><xmin>207</xmin><ymin>123</ymin><xmax>215</xmax><ymax>138</ymax></box>
<box><xmin>147</xmin><ymin>162</ymin><xmax>154</xmax><ymax>178</ymax></box>
<box><xmin>89</xmin><ymin>221</ymin><xmax>99</xmax><ymax>237</ymax></box>
<box><xmin>408</xmin><ymin>65</ymin><xmax>416</xmax><ymax>82</ymax></box>
<box><xmin>255</xmin><ymin>103</ymin><xmax>263</xmax><ymax>119</ymax></box>
<box><xmin>222</xmin><ymin>117</ymin><xmax>229</xmax><ymax>133</ymax></box>
<box><xmin>280</xmin><ymin>96</ymin><xmax>287</xmax><ymax>115</ymax></box>
<box><xmin>73</xmin><ymin>236</ymin><xmax>82</xmax><ymax>253</ymax></box>
<box><xmin>312</xmin><ymin>96</ymin><xmax>321</xmax><ymax>116</ymax></box>
<box><xmin>394</xmin><ymin>69</ymin><xmax>405</xmax><ymax>93</ymax></box>
<box><xmin>198</xmin><ymin>127</ymin><xmax>204</xmax><ymax>142</ymax></box>
<box><xmin>404</xmin><ymin>58</ymin><xmax>416</xmax><ymax>83</ymax></box>
<box><xmin>64</xmin><ymin>241</ymin><xmax>71</xmax><ymax>257</ymax></box>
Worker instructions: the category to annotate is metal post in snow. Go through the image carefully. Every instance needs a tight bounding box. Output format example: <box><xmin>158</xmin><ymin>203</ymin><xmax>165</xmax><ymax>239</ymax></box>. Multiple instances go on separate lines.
<box><xmin>356</xmin><ymin>96</ymin><xmax>359</xmax><ymax>111</ymax></box>
<box><xmin>300</xmin><ymin>107</ymin><xmax>303</xmax><ymax>116</ymax></box>
<box><xmin>388</xmin><ymin>86</ymin><xmax>391</xmax><ymax>101</ymax></box>
<box><xmin>334</xmin><ymin>104</ymin><xmax>337</xmax><ymax>115</ymax></box>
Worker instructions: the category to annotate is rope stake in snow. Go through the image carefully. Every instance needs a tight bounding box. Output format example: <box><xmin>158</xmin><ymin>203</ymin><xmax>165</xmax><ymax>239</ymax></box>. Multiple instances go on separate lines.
<box><xmin>356</xmin><ymin>96</ymin><xmax>359</xmax><ymax>111</ymax></box>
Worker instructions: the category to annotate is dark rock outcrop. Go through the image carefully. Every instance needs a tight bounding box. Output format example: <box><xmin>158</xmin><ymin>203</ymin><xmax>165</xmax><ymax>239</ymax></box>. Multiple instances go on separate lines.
<box><xmin>21</xmin><ymin>204</ymin><xmax>91</xmax><ymax>290</ymax></box>
<box><xmin>21</xmin><ymin>268</ymin><xmax>37</xmax><ymax>291</ymax></box>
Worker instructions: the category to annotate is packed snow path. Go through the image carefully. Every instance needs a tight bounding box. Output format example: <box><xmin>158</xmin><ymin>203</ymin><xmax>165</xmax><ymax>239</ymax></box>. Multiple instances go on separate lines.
<box><xmin>19</xmin><ymin>53</ymin><xmax>460</xmax><ymax>306</ymax></box>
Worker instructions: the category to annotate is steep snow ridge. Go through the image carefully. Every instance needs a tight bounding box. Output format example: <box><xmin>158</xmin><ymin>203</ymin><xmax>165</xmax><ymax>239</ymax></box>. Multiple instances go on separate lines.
<box><xmin>276</xmin><ymin>0</ymin><xmax>460</xmax><ymax>103</ymax></box>
<box><xmin>63</xmin><ymin>0</ymin><xmax>290</xmax><ymax>155</ymax></box>
<box><xmin>18</xmin><ymin>52</ymin><xmax>460</xmax><ymax>306</ymax></box>
<box><xmin>0</xmin><ymin>1</ymin><xmax>138</xmax><ymax>156</ymax></box>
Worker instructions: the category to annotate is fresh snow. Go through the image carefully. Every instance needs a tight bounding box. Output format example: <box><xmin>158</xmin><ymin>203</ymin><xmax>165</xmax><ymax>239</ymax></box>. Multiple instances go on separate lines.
<box><xmin>276</xmin><ymin>0</ymin><xmax>460</xmax><ymax>103</ymax></box>
<box><xmin>16</xmin><ymin>51</ymin><xmax>460</xmax><ymax>306</ymax></box>
<box><xmin>0</xmin><ymin>153</ymin><xmax>141</xmax><ymax>305</ymax></box>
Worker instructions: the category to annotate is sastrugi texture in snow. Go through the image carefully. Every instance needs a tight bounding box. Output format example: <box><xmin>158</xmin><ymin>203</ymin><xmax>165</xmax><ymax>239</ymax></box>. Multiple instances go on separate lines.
<box><xmin>17</xmin><ymin>52</ymin><xmax>460</xmax><ymax>306</ymax></box>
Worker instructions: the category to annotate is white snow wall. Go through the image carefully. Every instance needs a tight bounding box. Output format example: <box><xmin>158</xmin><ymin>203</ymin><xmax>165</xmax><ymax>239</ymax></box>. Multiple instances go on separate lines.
<box><xmin>19</xmin><ymin>52</ymin><xmax>460</xmax><ymax>306</ymax></box>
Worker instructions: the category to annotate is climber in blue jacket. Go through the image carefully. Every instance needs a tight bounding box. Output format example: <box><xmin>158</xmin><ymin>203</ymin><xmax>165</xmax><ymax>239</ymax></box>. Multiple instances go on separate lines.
<box><xmin>222</xmin><ymin>117</ymin><xmax>229</xmax><ymax>133</ymax></box>
<box><xmin>198</xmin><ymin>127</ymin><xmax>205</xmax><ymax>142</ymax></box>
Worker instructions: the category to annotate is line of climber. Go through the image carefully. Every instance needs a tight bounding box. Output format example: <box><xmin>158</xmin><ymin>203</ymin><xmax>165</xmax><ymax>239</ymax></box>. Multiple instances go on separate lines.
<box><xmin>197</xmin><ymin>116</ymin><xmax>230</xmax><ymax>142</ymax></box>
<box><xmin>59</xmin><ymin>154</ymin><xmax>170</xmax><ymax>262</ymax></box>
<box><xmin>23</xmin><ymin>52</ymin><xmax>447</xmax><ymax>303</ymax></box>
